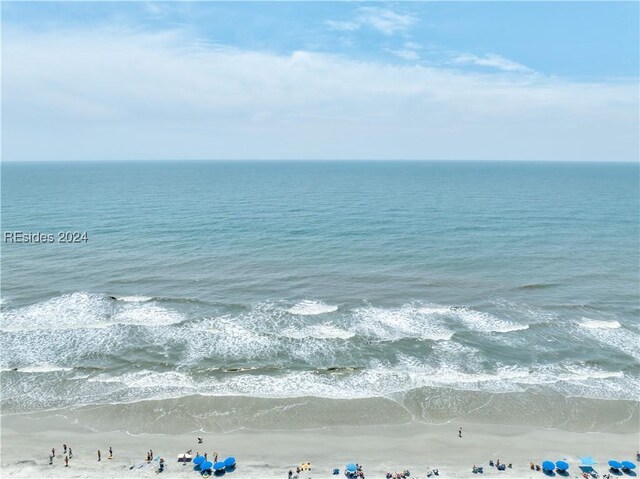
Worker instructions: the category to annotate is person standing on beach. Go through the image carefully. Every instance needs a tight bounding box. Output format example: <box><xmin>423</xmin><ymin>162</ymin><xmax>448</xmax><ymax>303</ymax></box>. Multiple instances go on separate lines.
<box><xmin>52</xmin><ymin>447</ymin><xmax>55</xmax><ymax>457</ymax></box>
<box><xmin>63</xmin><ymin>444</ymin><xmax>67</xmax><ymax>454</ymax></box>
<box><xmin>458</xmin><ymin>427</ymin><xmax>462</xmax><ymax>438</ymax></box>
<box><xmin>109</xmin><ymin>446</ymin><xmax>113</xmax><ymax>459</ymax></box>
<box><xmin>69</xmin><ymin>447</ymin><xmax>73</xmax><ymax>458</ymax></box>
<box><xmin>65</xmin><ymin>455</ymin><xmax>69</xmax><ymax>467</ymax></box>
<box><xmin>49</xmin><ymin>454</ymin><xmax>53</xmax><ymax>465</ymax></box>
<box><xmin>98</xmin><ymin>450</ymin><xmax>101</xmax><ymax>461</ymax></box>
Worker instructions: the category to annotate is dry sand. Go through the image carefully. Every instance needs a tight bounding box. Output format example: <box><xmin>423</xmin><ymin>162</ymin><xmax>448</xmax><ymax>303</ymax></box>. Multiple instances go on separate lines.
<box><xmin>1</xmin><ymin>413</ymin><xmax>638</xmax><ymax>479</ymax></box>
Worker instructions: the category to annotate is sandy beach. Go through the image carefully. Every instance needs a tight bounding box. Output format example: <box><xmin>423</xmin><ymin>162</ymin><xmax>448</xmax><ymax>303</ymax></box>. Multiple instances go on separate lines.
<box><xmin>1</xmin><ymin>411</ymin><xmax>638</xmax><ymax>479</ymax></box>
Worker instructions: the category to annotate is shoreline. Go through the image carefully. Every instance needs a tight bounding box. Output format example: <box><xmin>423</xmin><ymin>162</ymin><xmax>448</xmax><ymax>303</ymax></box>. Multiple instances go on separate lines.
<box><xmin>2</xmin><ymin>413</ymin><xmax>638</xmax><ymax>479</ymax></box>
<box><xmin>2</xmin><ymin>392</ymin><xmax>638</xmax><ymax>435</ymax></box>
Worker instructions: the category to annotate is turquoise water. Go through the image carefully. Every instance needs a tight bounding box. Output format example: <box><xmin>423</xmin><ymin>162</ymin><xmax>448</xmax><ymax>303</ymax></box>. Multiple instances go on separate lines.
<box><xmin>1</xmin><ymin>161</ymin><xmax>638</xmax><ymax>428</ymax></box>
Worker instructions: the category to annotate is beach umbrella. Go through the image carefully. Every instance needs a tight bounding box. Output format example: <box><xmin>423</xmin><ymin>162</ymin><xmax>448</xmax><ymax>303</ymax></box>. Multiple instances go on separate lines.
<box><xmin>608</xmin><ymin>460</ymin><xmax>623</xmax><ymax>469</ymax></box>
<box><xmin>201</xmin><ymin>461</ymin><xmax>213</xmax><ymax>470</ymax></box>
<box><xmin>346</xmin><ymin>463</ymin><xmax>357</xmax><ymax>472</ymax></box>
<box><xmin>542</xmin><ymin>461</ymin><xmax>555</xmax><ymax>471</ymax></box>
<box><xmin>580</xmin><ymin>457</ymin><xmax>597</xmax><ymax>466</ymax></box>
<box><xmin>224</xmin><ymin>457</ymin><xmax>236</xmax><ymax>468</ymax></box>
<box><xmin>193</xmin><ymin>455</ymin><xmax>205</xmax><ymax>466</ymax></box>
<box><xmin>214</xmin><ymin>462</ymin><xmax>226</xmax><ymax>471</ymax></box>
<box><xmin>556</xmin><ymin>461</ymin><xmax>569</xmax><ymax>471</ymax></box>
<box><xmin>622</xmin><ymin>461</ymin><xmax>637</xmax><ymax>470</ymax></box>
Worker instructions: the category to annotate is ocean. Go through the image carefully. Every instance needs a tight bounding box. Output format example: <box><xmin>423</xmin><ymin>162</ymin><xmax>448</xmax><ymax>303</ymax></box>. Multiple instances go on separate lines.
<box><xmin>1</xmin><ymin>160</ymin><xmax>638</xmax><ymax>433</ymax></box>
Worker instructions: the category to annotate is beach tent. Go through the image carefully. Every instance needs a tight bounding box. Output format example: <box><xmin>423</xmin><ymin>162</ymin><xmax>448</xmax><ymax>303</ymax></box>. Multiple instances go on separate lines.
<box><xmin>622</xmin><ymin>461</ymin><xmax>637</xmax><ymax>471</ymax></box>
<box><xmin>580</xmin><ymin>457</ymin><xmax>597</xmax><ymax>466</ymax></box>
<box><xmin>193</xmin><ymin>456</ymin><xmax>205</xmax><ymax>466</ymax></box>
<box><xmin>542</xmin><ymin>461</ymin><xmax>555</xmax><ymax>471</ymax></box>
<box><xmin>609</xmin><ymin>460</ymin><xmax>623</xmax><ymax>470</ymax></box>
<box><xmin>556</xmin><ymin>461</ymin><xmax>569</xmax><ymax>472</ymax></box>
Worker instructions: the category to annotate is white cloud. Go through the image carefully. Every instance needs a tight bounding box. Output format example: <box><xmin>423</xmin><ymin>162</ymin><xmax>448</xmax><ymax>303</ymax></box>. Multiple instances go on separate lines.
<box><xmin>3</xmin><ymin>27</ymin><xmax>638</xmax><ymax>161</ymax></box>
<box><xmin>325</xmin><ymin>20</ymin><xmax>360</xmax><ymax>32</ymax></box>
<box><xmin>387</xmin><ymin>49</ymin><xmax>420</xmax><ymax>61</ymax></box>
<box><xmin>453</xmin><ymin>53</ymin><xmax>533</xmax><ymax>73</ymax></box>
<box><xmin>326</xmin><ymin>7</ymin><xmax>416</xmax><ymax>36</ymax></box>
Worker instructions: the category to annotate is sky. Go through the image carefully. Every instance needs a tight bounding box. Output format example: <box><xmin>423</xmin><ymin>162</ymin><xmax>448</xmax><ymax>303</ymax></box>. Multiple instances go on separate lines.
<box><xmin>2</xmin><ymin>1</ymin><xmax>639</xmax><ymax>162</ymax></box>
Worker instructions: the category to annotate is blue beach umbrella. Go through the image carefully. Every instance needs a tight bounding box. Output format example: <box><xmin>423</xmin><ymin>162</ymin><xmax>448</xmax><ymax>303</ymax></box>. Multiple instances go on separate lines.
<box><xmin>609</xmin><ymin>460</ymin><xmax>623</xmax><ymax>469</ymax></box>
<box><xmin>193</xmin><ymin>456</ymin><xmax>205</xmax><ymax>466</ymax></box>
<box><xmin>224</xmin><ymin>457</ymin><xmax>236</xmax><ymax>468</ymax></box>
<box><xmin>622</xmin><ymin>461</ymin><xmax>637</xmax><ymax>470</ymax></box>
<box><xmin>346</xmin><ymin>463</ymin><xmax>357</xmax><ymax>473</ymax></box>
<box><xmin>542</xmin><ymin>461</ymin><xmax>555</xmax><ymax>471</ymax></box>
<box><xmin>556</xmin><ymin>461</ymin><xmax>569</xmax><ymax>471</ymax></box>
<box><xmin>214</xmin><ymin>462</ymin><xmax>226</xmax><ymax>471</ymax></box>
<box><xmin>201</xmin><ymin>461</ymin><xmax>213</xmax><ymax>470</ymax></box>
<box><xmin>580</xmin><ymin>457</ymin><xmax>597</xmax><ymax>466</ymax></box>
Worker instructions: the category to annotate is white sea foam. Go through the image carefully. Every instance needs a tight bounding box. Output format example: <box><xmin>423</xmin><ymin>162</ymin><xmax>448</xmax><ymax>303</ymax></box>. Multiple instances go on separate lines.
<box><xmin>117</xmin><ymin>296</ymin><xmax>153</xmax><ymax>303</ymax></box>
<box><xmin>281</xmin><ymin>323</ymin><xmax>355</xmax><ymax>340</ymax></box>
<box><xmin>418</xmin><ymin>305</ymin><xmax>529</xmax><ymax>333</ymax></box>
<box><xmin>89</xmin><ymin>371</ymin><xmax>195</xmax><ymax>389</ymax></box>
<box><xmin>352</xmin><ymin>305</ymin><xmax>454</xmax><ymax>341</ymax></box>
<box><xmin>578</xmin><ymin>318</ymin><xmax>622</xmax><ymax>329</ymax></box>
<box><xmin>288</xmin><ymin>300</ymin><xmax>338</xmax><ymax>316</ymax></box>
<box><xmin>1</xmin><ymin>292</ymin><xmax>185</xmax><ymax>331</ymax></box>
<box><xmin>576</xmin><ymin>319</ymin><xmax>640</xmax><ymax>361</ymax></box>
<box><xmin>112</xmin><ymin>303</ymin><xmax>184</xmax><ymax>326</ymax></box>
<box><xmin>16</xmin><ymin>365</ymin><xmax>73</xmax><ymax>373</ymax></box>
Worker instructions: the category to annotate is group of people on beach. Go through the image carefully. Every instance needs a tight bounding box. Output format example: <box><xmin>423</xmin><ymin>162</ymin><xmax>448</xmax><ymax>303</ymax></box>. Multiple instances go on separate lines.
<box><xmin>385</xmin><ymin>469</ymin><xmax>413</xmax><ymax>478</ymax></box>
<box><xmin>49</xmin><ymin>443</ymin><xmax>116</xmax><ymax>467</ymax></box>
<box><xmin>490</xmin><ymin>459</ymin><xmax>511</xmax><ymax>471</ymax></box>
<box><xmin>48</xmin><ymin>443</ymin><xmax>72</xmax><ymax>467</ymax></box>
<box><xmin>97</xmin><ymin>446</ymin><xmax>114</xmax><ymax>462</ymax></box>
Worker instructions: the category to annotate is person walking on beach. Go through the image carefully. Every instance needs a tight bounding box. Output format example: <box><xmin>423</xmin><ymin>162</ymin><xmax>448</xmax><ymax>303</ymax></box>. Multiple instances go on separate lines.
<box><xmin>150</xmin><ymin>449</ymin><xmax>154</xmax><ymax>459</ymax></box>
<box><xmin>69</xmin><ymin>447</ymin><xmax>73</xmax><ymax>459</ymax></box>
<box><xmin>98</xmin><ymin>450</ymin><xmax>101</xmax><ymax>461</ymax></box>
<box><xmin>458</xmin><ymin>427</ymin><xmax>462</xmax><ymax>438</ymax></box>
<box><xmin>109</xmin><ymin>446</ymin><xmax>113</xmax><ymax>459</ymax></box>
<box><xmin>49</xmin><ymin>454</ymin><xmax>53</xmax><ymax>465</ymax></box>
<box><xmin>63</xmin><ymin>444</ymin><xmax>67</xmax><ymax>454</ymax></box>
<box><xmin>65</xmin><ymin>455</ymin><xmax>69</xmax><ymax>467</ymax></box>
<box><xmin>51</xmin><ymin>447</ymin><xmax>55</xmax><ymax>457</ymax></box>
